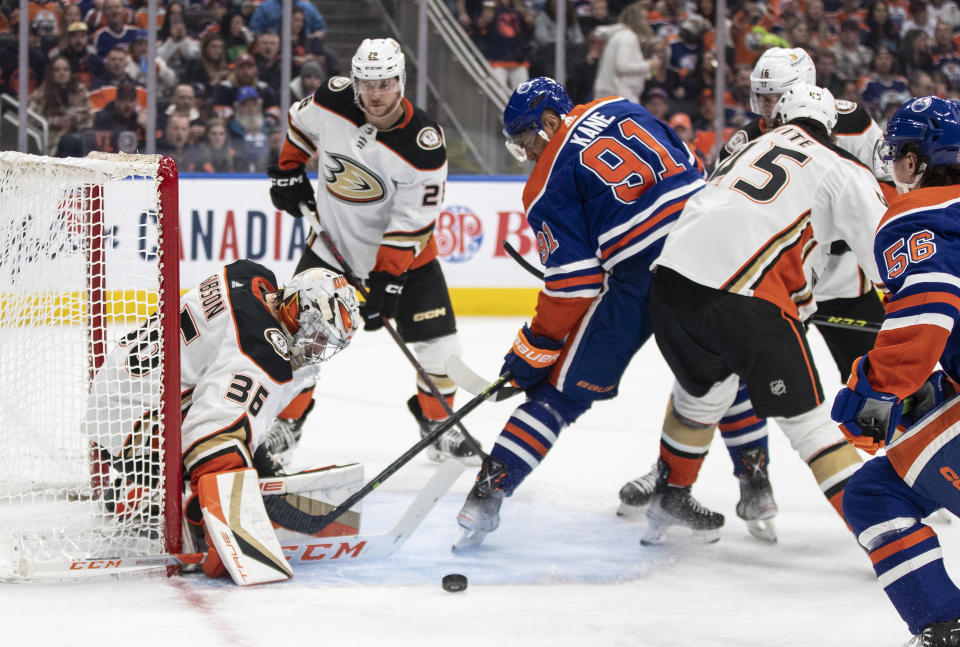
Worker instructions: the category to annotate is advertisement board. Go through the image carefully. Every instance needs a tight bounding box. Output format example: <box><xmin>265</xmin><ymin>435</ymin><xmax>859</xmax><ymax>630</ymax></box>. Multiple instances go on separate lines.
<box><xmin>174</xmin><ymin>175</ymin><xmax>541</xmax><ymax>314</ymax></box>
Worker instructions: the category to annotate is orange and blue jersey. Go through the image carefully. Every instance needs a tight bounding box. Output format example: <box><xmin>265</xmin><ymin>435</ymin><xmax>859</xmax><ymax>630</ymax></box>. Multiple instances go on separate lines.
<box><xmin>484</xmin><ymin>98</ymin><xmax>705</xmax><ymax>495</ymax></box>
<box><xmin>866</xmin><ymin>186</ymin><xmax>960</xmax><ymax>399</ymax></box>
<box><xmin>522</xmin><ymin>97</ymin><xmax>705</xmax><ymax>342</ymax></box>
<box><xmin>842</xmin><ymin>184</ymin><xmax>960</xmax><ymax>636</ymax></box>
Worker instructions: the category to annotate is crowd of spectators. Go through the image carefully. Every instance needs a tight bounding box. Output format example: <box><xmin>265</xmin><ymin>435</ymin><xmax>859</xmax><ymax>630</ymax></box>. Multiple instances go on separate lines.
<box><xmin>4</xmin><ymin>0</ymin><xmax>959</xmax><ymax>171</ymax></box>
<box><xmin>455</xmin><ymin>0</ymin><xmax>960</xmax><ymax>168</ymax></box>
<box><xmin>1</xmin><ymin>0</ymin><xmax>339</xmax><ymax>171</ymax></box>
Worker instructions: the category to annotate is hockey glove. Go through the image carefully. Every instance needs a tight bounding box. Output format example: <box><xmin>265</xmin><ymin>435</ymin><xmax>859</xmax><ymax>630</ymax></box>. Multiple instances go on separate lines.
<box><xmin>500</xmin><ymin>324</ymin><xmax>563</xmax><ymax>389</ymax></box>
<box><xmin>360</xmin><ymin>270</ymin><xmax>406</xmax><ymax>331</ymax></box>
<box><xmin>267</xmin><ymin>164</ymin><xmax>315</xmax><ymax>217</ymax></box>
<box><xmin>900</xmin><ymin>371</ymin><xmax>957</xmax><ymax>428</ymax></box>
<box><xmin>831</xmin><ymin>356</ymin><xmax>902</xmax><ymax>454</ymax></box>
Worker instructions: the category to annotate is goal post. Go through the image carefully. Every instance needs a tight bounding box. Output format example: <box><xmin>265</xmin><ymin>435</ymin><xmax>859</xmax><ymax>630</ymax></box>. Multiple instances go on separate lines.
<box><xmin>0</xmin><ymin>152</ymin><xmax>181</xmax><ymax>578</ymax></box>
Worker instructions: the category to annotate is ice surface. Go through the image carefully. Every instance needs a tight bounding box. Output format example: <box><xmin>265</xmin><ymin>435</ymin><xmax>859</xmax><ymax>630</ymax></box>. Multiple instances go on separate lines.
<box><xmin>4</xmin><ymin>316</ymin><xmax>955</xmax><ymax>647</ymax></box>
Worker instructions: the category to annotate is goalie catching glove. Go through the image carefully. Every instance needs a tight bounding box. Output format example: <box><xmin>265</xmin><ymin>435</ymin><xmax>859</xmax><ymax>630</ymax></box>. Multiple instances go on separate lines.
<box><xmin>360</xmin><ymin>270</ymin><xmax>406</xmax><ymax>331</ymax></box>
<box><xmin>268</xmin><ymin>164</ymin><xmax>315</xmax><ymax>217</ymax></box>
<box><xmin>501</xmin><ymin>324</ymin><xmax>563</xmax><ymax>389</ymax></box>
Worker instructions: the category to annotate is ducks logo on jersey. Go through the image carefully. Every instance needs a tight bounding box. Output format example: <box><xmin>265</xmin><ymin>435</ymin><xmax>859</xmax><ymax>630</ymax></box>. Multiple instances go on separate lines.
<box><xmin>323</xmin><ymin>152</ymin><xmax>386</xmax><ymax>204</ymax></box>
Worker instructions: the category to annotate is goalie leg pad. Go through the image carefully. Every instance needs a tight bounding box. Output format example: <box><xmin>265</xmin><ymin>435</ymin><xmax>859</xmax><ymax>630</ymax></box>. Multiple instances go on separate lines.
<box><xmin>199</xmin><ymin>467</ymin><xmax>294</xmax><ymax>586</ymax></box>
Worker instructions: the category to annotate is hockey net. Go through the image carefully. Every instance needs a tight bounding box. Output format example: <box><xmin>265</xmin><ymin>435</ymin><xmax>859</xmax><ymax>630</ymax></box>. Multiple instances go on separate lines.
<box><xmin>0</xmin><ymin>152</ymin><xmax>181</xmax><ymax>578</ymax></box>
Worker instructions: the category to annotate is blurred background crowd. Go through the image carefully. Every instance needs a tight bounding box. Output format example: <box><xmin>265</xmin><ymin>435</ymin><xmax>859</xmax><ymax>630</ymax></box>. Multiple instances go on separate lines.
<box><xmin>1</xmin><ymin>0</ymin><xmax>954</xmax><ymax>172</ymax></box>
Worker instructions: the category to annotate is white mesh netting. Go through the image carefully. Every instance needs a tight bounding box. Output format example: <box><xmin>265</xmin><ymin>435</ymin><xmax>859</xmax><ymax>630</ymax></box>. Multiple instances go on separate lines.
<box><xmin>0</xmin><ymin>152</ymin><xmax>176</xmax><ymax>578</ymax></box>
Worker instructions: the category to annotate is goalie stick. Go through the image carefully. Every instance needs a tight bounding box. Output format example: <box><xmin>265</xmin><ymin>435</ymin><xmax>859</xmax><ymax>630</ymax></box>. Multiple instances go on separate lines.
<box><xmin>286</xmin><ymin>370</ymin><xmax>512</xmax><ymax>536</ymax></box>
<box><xmin>16</xmin><ymin>460</ymin><xmax>465</xmax><ymax>578</ymax></box>
<box><xmin>299</xmin><ymin>203</ymin><xmax>484</xmax><ymax>457</ymax></box>
<box><xmin>500</xmin><ymin>239</ymin><xmax>883</xmax><ymax>334</ymax></box>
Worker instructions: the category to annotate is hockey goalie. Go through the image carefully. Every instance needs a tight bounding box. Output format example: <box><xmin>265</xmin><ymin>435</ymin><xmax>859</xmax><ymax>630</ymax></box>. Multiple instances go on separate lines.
<box><xmin>82</xmin><ymin>259</ymin><xmax>362</xmax><ymax>585</ymax></box>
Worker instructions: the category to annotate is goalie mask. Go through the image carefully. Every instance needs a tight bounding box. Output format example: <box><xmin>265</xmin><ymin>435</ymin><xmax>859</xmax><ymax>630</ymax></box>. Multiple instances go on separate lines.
<box><xmin>351</xmin><ymin>37</ymin><xmax>406</xmax><ymax>114</ymax></box>
<box><xmin>749</xmin><ymin>47</ymin><xmax>816</xmax><ymax>117</ymax></box>
<box><xmin>772</xmin><ymin>83</ymin><xmax>838</xmax><ymax>135</ymax></box>
<box><xmin>277</xmin><ymin>268</ymin><xmax>360</xmax><ymax>368</ymax></box>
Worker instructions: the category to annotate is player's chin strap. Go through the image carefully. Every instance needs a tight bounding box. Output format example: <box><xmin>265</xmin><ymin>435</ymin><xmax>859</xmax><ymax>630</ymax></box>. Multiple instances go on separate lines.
<box><xmin>298</xmin><ymin>202</ymin><xmax>486</xmax><ymax>458</ymax></box>
<box><xmin>498</xmin><ymin>239</ymin><xmax>882</xmax><ymax>334</ymax></box>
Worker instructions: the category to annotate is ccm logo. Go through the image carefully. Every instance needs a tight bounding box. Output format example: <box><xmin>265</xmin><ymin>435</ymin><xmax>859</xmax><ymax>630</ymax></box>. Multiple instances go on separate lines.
<box><xmin>413</xmin><ymin>307</ymin><xmax>446</xmax><ymax>322</ymax></box>
<box><xmin>385</xmin><ymin>284</ymin><xmax>403</xmax><ymax>295</ymax></box>
<box><xmin>69</xmin><ymin>559</ymin><xmax>124</xmax><ymax>570</ymax></box>
<box><xmin>941</xmin><ymin>466</ymin><xmax>960</xmax><ymax>490</ymax></box>
<box><xmin>272</xmin><ymin>176</ymin><xmax>303</xmax><ymax>186</ymax></box>
<box><xmin>282</xmin><ymin>541</ymin><xmax>367</xmax><ymax>561</ymax></box>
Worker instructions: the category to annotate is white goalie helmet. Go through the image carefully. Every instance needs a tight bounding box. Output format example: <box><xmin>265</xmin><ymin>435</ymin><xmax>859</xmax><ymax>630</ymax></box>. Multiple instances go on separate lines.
<box><xmin>276</xmin><ymin>268</ymin><xmax>360</xmax><ymax>368</ymax></box>
<box><xmin>772</xmin><ymin>83</ymin><xmax>838</xmax><ymax>135</ymax></box>
<box><xmin>351</xmin><ymin>37</ymin><xmax>406</xmax><ymax>106</ymax></box>
<box><xmin>750</xmin><ymin>47</ymin><xmax>817</xmax><ymax>116</ymax></box>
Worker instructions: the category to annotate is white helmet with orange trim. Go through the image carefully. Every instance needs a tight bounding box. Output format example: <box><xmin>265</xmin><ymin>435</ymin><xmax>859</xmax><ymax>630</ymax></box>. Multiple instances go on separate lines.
<box><xmin>277</xmin><ymin>268</ymin><xmax>359</xmax><ymax>367</ymax></box>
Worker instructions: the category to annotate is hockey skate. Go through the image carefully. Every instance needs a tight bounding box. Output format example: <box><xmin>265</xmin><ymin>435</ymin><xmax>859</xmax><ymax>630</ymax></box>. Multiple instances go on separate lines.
<box><xmin>264</xmin><ymin>400</ymin><xmax>314</xmax><ymax>468</ymax></box>
<box><xmin>904</xmin><ymin>617</ymin><xmax>960</xmax><ymax>646</ymax></box>
<box><xmin>452</xmin><ymin>457</ymin><xmax>506</xmax><ymax>552</ymax></box>
<box><xmin>735</xmin><ymin>447</ymin><xmax>778</xmax><ymax>542</ymax></box>
<box><xmin>641</xmin><ymin>484</ymin><xmax>724</xmax><ymax>545</ymax></box>
<box><xmin>617</xmin><ymin>459</ymin><xmax>667</xmax><ymax>518</ymax></box>
<box><xmin>407</xmin><ymin>396</ymin><xmax>482</xmax><ymax>465</ymax></box>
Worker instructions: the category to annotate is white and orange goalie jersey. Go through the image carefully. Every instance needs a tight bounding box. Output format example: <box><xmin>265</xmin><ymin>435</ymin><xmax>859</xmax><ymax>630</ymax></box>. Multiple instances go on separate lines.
<box><xmin>279</xmin><ymin>76</ymin><xmax>448</xmax><ymax>279</ymax></box>
<box><xmin>655</xmin><ymin>122</ymin><xmax>887</xmax><ymax>321</ymax></box>
<box><xmin>83</xmin><ymin>260</ymin><xmax>310</xmax><ymax>496</ymax></box>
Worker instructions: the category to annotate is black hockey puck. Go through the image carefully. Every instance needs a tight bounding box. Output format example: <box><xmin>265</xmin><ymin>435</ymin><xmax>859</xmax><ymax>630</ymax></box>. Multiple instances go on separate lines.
<box><xmin>442</xmin><ymin>573</ymin><xmax>468</xmax><ymax>592</ymax></box>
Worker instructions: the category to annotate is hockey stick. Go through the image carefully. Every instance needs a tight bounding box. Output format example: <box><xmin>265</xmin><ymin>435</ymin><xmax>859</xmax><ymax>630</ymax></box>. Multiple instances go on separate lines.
<box><xmin>500</xmin><ymin>239</ymin><xmax>884</xmax><ymax>334</ymax></box>
<box><xmin>280</xmin><ymin>370</ymin><xmax>512</xmax><ymax>536</ymax></box>
<box><xmin>446</xmin><ymin>355</ymin><xmax>521</xmax><ymax>402</ymax></box>
<box><xmin>299</xmin><ymin>203</ymin><xmax>485</xmax><ymax>457</ymax></box>
<box><xmin>16</xmin><ymin>460</ymin><xmax>466</xmax><ymax>578</ymax></box>
<box><xmin>806</xmin><ymin>314</ymin><xmax>881</xmax><ymax>333</ymax></box>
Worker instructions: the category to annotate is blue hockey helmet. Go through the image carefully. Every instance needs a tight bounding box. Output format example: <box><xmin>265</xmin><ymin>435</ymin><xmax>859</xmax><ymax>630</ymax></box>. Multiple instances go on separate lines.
<box><xmin>876</xmin><ymin>96</ymin><xmax>960</xmax><ymax>171</ymax></box>
<box><xmin>502</xmin><ymin>77</ymin><xmax>574</xmax><ymax>162</ymax></box>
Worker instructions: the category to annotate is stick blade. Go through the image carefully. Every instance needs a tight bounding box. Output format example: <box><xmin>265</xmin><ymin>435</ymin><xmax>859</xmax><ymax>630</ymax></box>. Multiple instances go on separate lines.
<box><xmin>445</xmin><ymin>355</ymin><xmax>521</xmax><ymax>402</ymax></box>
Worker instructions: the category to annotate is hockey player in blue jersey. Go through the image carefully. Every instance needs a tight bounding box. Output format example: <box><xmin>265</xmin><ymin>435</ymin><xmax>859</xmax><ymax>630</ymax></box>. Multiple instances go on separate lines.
<box><xmin>832</xmin><ymin>96</ymin><xmax>960</xmax><ymax>646</ymax></box>
<box><xmin>452</xmin><ymin>77</ymin><xmax>708</xmax><ymax>551</ymax></box>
